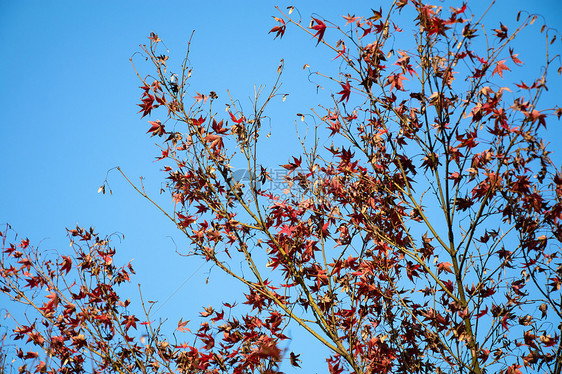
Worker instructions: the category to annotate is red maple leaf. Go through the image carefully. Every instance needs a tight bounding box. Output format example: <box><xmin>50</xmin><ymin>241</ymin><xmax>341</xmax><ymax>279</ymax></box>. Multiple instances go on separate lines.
<box><xmin>327</xmin><ymin>118</ymin><xmax>342</xmax><ymax>137</ymax></box>
<box><xmin>269</xmin><ymin>17</ymin><xmax>286</xmax><ymax>39</ymax></box>
<box><xmin>280</xmin><ymin>156</ymin><xmax>302</xmax><ymax>173</ymax></box>
<box><xmin>386</xmin><ymin>73</ymin><xmax>407</xmax><ymax>91</ymax></box>
<box><xmin>138</xmin><ymin>93</ymin><xmax>154</xmax><ymax>118</ymax></box>
<box><xmin>437</xmin><ymin>262</ymin><xmax>453</xmax><ymax>274</ymax></box>
<box><xmin>194</xmin><ymin>92</ymin><xmax>208</xmax><ymax>103</ymax></box>
<box><xmin>290</xmin><ymin>352</ymin><xmax>302</xmax><ymax>367</ymax></box>
<box><xmin>509</xmin><ymin>48</ymin><xmax>523</xmax><ymax>65</ymax></box>
<box><xmin>310</xmin><ymin>18</ymin><xmax>327</xmax><ymax>45</ymax></box>
<box><xmin>337</xmin><ymin>81</ymin><xmax>351</xmax><ymax>102</ymax></box>
<box><xmin>342</xmin><ymin>14</ymin><xmax>360</xmax><ymax>25</ymax></box>
<box><xmin>333</xmin><ymin>44</ymin><xmax>347</xmax><ymax>60</ymax></box>
<box><xmin>476</xmin><ymin>306</ymin><xmax>488</xmax><ymax>319</ymax></box>
<box><xmin>492</xmin><ymin>60</ymin><xmax>510</xmax><ymax>78</ymax></box>
<box><xmin>321</xmin><ymin>221</ymin><xmax>330</xmax><ymax>237</ymax></box>
<box><xmin>60</xmin><ymin>256</ymin><xmax>72</xmax><ymax>275</ymax></box>
<box><xmin>454</xmin><ymin>3</ymin><xmax>467</xmax><ymax>15</ymax></box>
<box><xmin>122</xmin><ymin>315</ymin><xmax>139</xmax><ymax>331</ymax></box>
<box><xmin>527</xmin><ymin>109</ymin><xmax>546</xmax><ymax>128</ymax></box>
<box><xmin>493</xmin><ymin>23</ymin><xmax>508</xmax><ymax>41</ymax></box>
<box><xmin>229</xmin><ymin>111</ymin><xmax>244</xmax><ymax>124</ymax></box>
<box><xmin>501</xmin><ymin>314</ymin><xmax>510</xmax><ymax>330</ymax></box>
<box><xmin>211</xmin><ymin>119</ymin><xmax>228</xmax><ymax>134</ymax></box>
<box><xmin>147</xmin><ymin>120</ymin><xmax>165</xmax><ymax>137</ymax></box>
<box><xmin>369</xmin><ymin>7</ymin><xmax>383</xmax><ymax>21</ymax></box>
<box><xmin>155</xmin><ymin>146</ymin><xmax>169</xmax><ymax>161</ymax></box>
<box><xmin>204</xmin><ymin>134</ymin><xmax>223</xmax><ymax>149</ymax></box>
<box><xmin>148</xmin><ymin>32</ymin><xmax>160</xmax><ymax>43</ymax></box>
<box><xmin>448</xmin><ymin>172</ymin><xmax>462</xmax><ymax>187</ymax></box>
<box><xmin>177</xmin><ymin>319</ymin><xmax>190</xmax><ymax>333</ymax></box>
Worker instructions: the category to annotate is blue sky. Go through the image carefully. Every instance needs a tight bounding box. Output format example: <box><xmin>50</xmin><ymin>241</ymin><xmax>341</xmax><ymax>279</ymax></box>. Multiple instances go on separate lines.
<box><xmin>1</xmin><ymin>1</ymin><xmax>562</xmax><ymax>372</ymax></box>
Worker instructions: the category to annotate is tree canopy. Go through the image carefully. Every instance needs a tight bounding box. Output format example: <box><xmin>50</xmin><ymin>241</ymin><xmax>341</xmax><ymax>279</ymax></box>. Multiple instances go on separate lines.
<box><xmin>2</xmin><ymin>1</ymin><xmax>562</xmax><ymax>373</ymax></box>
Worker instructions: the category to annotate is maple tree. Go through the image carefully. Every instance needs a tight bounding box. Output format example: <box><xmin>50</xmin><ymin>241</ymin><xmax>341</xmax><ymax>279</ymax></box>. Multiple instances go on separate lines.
<box><xmin>2</xmin><ymin>1</ymin><xmax>562</xmax><ymax>374</ymax></box>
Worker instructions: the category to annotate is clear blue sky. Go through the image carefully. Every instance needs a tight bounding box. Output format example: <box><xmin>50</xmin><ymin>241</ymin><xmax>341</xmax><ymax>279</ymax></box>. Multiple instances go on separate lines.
<box><xmin>1</xmin><ymin>1</ymin><xmax>562</xmax><ymax>372</ymax></box>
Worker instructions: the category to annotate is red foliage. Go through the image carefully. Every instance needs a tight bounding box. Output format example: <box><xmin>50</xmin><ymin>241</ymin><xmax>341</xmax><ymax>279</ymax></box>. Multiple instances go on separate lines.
<box><xmin>2</xmin><ymin>2</ymin><xmax>562</xmax><ymax>374</ymax></box>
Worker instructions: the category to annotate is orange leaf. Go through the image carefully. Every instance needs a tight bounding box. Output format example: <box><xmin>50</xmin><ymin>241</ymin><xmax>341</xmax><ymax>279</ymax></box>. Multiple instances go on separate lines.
<box><xmin>492</xmin><ymin>60</ymin><xmax>510</xmax><ymax>78</ymax></box>
<box><xmin>177</xmin><ymin>319</ymin><xmax>190</xmax><ymax>333</ymax></box>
